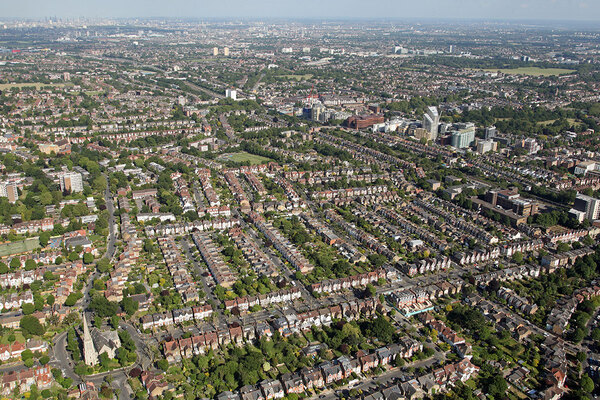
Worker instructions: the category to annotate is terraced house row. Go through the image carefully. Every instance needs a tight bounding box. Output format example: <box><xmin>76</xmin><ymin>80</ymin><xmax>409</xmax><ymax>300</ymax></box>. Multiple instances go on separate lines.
<box><xmin>157</xmin><ymin>236</ymin><xmax>200</xmax><ymax>303</ymax></box>
<box><xmin>192</xmin><ymin>231</ymin><xmax>238</xmax><ymax>288</ymax></box>
<box><xmin>144</xmin><ymin>217</ymin><xmax>240</xmax><ymax>236</ymax></box>
<box><xmin>325</xmin><ymin>209</ymin><xmax>398</xmax><ymax>262</ymax></box>
<box><xmin>310</xmin><ymin>267</ymin><xmax>394</xmax><ymax>294</ymax></box>
<box><xmin>214</xmin><ymin>338</ymin><xmax>424</xmax><ymax>400</ymax></box>
<box><xmin>228</xmin><ymin>226</ymin><xmax>279</xmax><ymax>277</ymax></box>
<box><xmin>248</xmin><ymin>212</ymin><xmax>313</xmax><ymax>273</ymax></box>
<box><xmin>224</xmin><ymin>287</ymin><xmax>302</xmax><ymax>313</ymax></box>
<box><xmin>311</xmin><ymin>185</ymin><xmax>388</xmax><ymax>200</ymax></box>
<box><xmin>140</xmin><ymin>304</ymin><xmax>214</xmax><ymax>330</ymax></box>
<box><xmin>375</xmin><ymin>206</ymin><xmax>448</xmax><ymax>251</ymax></box>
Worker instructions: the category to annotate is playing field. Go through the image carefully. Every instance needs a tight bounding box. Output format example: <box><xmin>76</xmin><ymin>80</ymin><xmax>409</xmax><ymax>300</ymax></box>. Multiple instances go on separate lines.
<box><xmin>483</xmin><ymin>67</ymin><xmax>575</xmax><ymax>76</ymax></box>
<box><xmin>0</xmin><ymin>238</ymin><xmax>40</xmax><ymax>258</ymax></box>
<box><xmin>282</xmin><ymin>74</ymin><xmax>313</xmax><ymax>81</ymax></box>
<box><xmin>223</xmin><ymin>152</ymin><xmax>272</xmax><ymax>165</ymax></box>
<box><xmin>0</xmin><ymin>82</ymin><xmax>71</xmax><ymax>90</ymax></box>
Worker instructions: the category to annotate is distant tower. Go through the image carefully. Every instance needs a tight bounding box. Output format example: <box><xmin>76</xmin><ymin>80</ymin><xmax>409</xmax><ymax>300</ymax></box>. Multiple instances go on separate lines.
<box><xmin>213</xmin><ymin>47</ymin><xmax>218</xmax><ymax>56</ymax></box>
<box><xmin>82</xmin><ymin>314</ymin><xmax>98</xmax><ymax>366</ymax></box>
<box><xmin>223</xmin><ymin>47</ymin><xmax>230</xmax><ymax>56</ymax></box>
<box><xmin>422</xmin><ymin>106</ymin><xmax>440</xmax><ymax>141</ymax></box>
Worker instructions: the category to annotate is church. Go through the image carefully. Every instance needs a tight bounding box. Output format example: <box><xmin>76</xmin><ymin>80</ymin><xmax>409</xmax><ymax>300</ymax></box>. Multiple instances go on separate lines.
<box><xmin>81</xmin><ymin>314</ymin><xmax>122</xmax><ymax>366</ymax></box>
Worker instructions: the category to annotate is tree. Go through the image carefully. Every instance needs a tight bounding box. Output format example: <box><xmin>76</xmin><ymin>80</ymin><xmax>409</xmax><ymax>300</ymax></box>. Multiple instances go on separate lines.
<box><xmin>120</xmin><ymin>297</ymin><xmax>139</xmax><ymax>316</ymax></box>
<box><xmin>65</xmin><ymin>292</ymin><xmax>82</xmax><ymax>306</ymax></box>
<box><xmin>0</xmin><ymin>262</ymin><xmax>7</xmax><ymax>274</ymax></box>
<box><xmin>557</xmin><ymin>242</ymin><xmax>570</xmax><ymax>253</ymax></box>
<box><xmin>365</xmin><ymin>284</ymin><xmax>376</xmax><ymax>298</ymax></box>
<box><xmin>68</xmin><ymin>251</ymin><xmax>79</xmax><ymax>262</ymax></box>
<box><xmin>368</xmin><ymin>316</ymin><xmax>396</xmax><ymax>344</ymax></box>
<box><xmin>39</xmin><ymin>355</ymin><xmax>50</xmax><ymax>365</ymax></box>
<box><xmin>39</xmin><ymin>232</ymin><xmax>51</xmax><ymax>247</ymax></box>
<box><xmin>25</xmin><ymin>259</ymin><xmax>37</xmax><ymax>271</ymax></box>
<box><xmin>83</xmin><ymin>252</ymin><xmax>94</xmax><ymax>264</ymax></box>
<box><xmin>22</xmin><ymin>303</ymin><xmax>35</xmax><ymax>315</ymax></box>
<box><xmin>20</xmin><ymin>315</ymin><xmax>45</xmax><ymax>336</ymax></box>
<box><xmin>21</xmin><ymin>349</ymin><xmax>34</xmax><ymax>361</ymax></box>
<box><xmin>157</xmin><ymin>359</ymin><xmax>169</xmax><ymax>371</ymax></box>
<box><xmin>89</xmin><ymin>296</ymin><xmax>119</xmax><ymax>318</ymax></box>
<box><xmin>581</xmin><ymin>374</ymin><xmax>594</xmax><ymax>393</ymax></box>
<box><xmin>512</xmin><ymin>251</ymin><xmax>523</xmax><ymax>264</ymax></box>
<box><xmin>46</xmin><ymin>294</ymin><xmax>55</xmax><ymax>307</ymax></box>
<box><xmin>97</xmin><ymin>258</ymin><xmax>112</xmax><ymax>273</ymax></box>
<box><xmin>10</xmin><ymin>258</ymin><xmax>20</xmax><ymax>269</ymax></box>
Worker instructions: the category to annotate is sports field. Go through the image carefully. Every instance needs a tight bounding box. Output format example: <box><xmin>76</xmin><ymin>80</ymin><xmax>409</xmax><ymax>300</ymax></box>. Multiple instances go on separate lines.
<box><xmin>0</xmin><ymin>82</ymin><xmax>72</xmax><ymax>90</ymax></box>
<box><xmin>483</xmin><ymin>67</ymin><xmax>575</xmax><ymax>76</ymax></box>
<box><xmin>222</xmin><ymin>152</ymin><xmax>272</xmax><ymax>165</ymax></box>
<box><xmin>0</xmin><ymin>238</ymin><xmax>40</xmax><ymax>258</ymax></box>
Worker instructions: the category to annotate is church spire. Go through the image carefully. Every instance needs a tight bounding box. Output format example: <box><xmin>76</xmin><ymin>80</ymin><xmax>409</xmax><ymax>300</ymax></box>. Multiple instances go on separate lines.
<box><xmin>82</xmin><ymin>313</ymin><xmax>98</xmax><ymax>366</ymax></box>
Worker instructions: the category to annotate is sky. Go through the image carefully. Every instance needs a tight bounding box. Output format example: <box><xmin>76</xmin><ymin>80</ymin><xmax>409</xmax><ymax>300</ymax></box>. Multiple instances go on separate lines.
<box><xmin>1</xmin><ymin>0</ymin><xmax>599</xmax><ymax>21</ymax></box>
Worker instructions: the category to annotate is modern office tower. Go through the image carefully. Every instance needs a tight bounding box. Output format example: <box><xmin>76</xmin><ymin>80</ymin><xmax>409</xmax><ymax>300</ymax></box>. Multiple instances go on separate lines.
<box><xmin>422</xmin><ymin>106</ymin><xmax>440</xmax><ymax>141</ymax></box>
<box><xmin>569</xmin><ymin>194</ymin><xmax>600</xmax><ymax>223</ymax></box>
<box><xmin>60</xmin><ymin>172</ymin><xmax>83</xmax><ymax>193</ymax></box>
<box><xmin>485</xmin><ymin>126</ymin><xmax>497</xmax><ymax>139</ymax></box>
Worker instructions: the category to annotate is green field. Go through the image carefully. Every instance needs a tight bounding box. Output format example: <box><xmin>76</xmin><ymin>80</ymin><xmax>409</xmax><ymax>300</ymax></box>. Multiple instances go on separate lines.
<box><xmin>222</xmin><ymin>152</ymin><xmax>272</xmax><ymax>165</ymax></box>
<box><xmin>482</xmin><ymin>67</ymin><xmax>576</xmax><ymax>76</ymax></box>
<box><xmin>0</xmin><ymin>82</ymin><xmax>72</xmax><ymax>90</ymax></box>
<box><xmin>0</xmin><ymin>238</ymin><xmax>40</xmax><ymax>258</ymax></box>
<box><xmin>282</xmin><ymin>74</ymin><xmax>313</xmax><ymax>81</ymax></box>
<box><xmin>537</xmin><ymin>118</ymin><xmax>579</xmax><ymax>126</ymax></box>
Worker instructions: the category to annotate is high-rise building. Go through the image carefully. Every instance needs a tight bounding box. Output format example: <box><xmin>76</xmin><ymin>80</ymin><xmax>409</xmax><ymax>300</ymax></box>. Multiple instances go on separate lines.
<box><xmin>0</xmin><ymin>182</ymin><xmax>18</xmax><ymax>203</ymax></box>
<box><xmin>451</xmin><ymin>125</ymin><xmax>476</xmax><ymax>149</ymax></box>
<box><xmin>225</xmin><ymin>89</ymin><xmax>237</xmax><ymax>101</ymax></box>
<box><xmin>422</xmin><ymin>106</ymin><xmax>440</xmax><ymax>141</ymax></box>
<box><xmin>213</xmin><ymin>47</ymin><xmax>218</xmax><ymax>56</ymax></box>
<box><xmin>60</xmin><ymin>172</ymin><xmax>83</xmax><ymax>193</ymax></box>
<box><xmin>485</xmin><ymin>126</ymin><xmax>497</xmax><ymax>139</ymax></box>
<box><xmin>223</xmin><ymin>47</ymin><xmax>230</xmax><ymax>56</ymax></box>
<box><xmin>476</xmin><ymin>139</ymin><xmax>497</xmax><ymax>154</ymax></box>
<box><xmin>569</xmin><ymin>194</ymin><xmax>600</xmax><ymax>223</ymax></box>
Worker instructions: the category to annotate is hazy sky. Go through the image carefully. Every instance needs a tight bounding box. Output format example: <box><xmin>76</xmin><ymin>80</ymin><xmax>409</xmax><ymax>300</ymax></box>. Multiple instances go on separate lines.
<box><xmin>1</xmin><ymin>0</ymin><xmax>599</xmax><ymax>21</ymax></box>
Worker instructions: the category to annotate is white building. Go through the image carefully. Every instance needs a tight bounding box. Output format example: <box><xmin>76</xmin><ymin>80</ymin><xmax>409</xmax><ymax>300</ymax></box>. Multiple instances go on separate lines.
<box><xmin>59</xmin><ymin>172</ymin><xmax>83</xmax><ymax>193</ymax></box>
<box><xmin>574</xmin><ymin>161</ymin><xmax>597</xmax><ymax>176</ymax></box>
<box><xmin>225</xmin><ymin>89</ymin><xmax>237</xmax><ymax>101</ymax></box>
<box><xmin>569</xmin><ymin>194</ymin><xmax>600</xmax><ymax>223</ymax></box>
<box><xmin>422</xmin><ymin>106</ymin><xmax>440</xmax><ymax>141</ymax></box>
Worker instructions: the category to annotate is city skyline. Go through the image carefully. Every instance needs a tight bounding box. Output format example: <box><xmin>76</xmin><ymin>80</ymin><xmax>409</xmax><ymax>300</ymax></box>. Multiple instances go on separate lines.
<box><xmin>1</xmin><ymin>0</ymin><xmax>599</xmax><ymax>21</ymax></box>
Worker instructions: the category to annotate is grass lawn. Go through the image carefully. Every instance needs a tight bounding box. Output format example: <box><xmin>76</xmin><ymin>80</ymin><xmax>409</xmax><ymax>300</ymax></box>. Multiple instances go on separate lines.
<box><xmin>0</xmin><ymin>238</ymin><xmax>40</xmax><ymax>257</ymax></box>
<box><xmin>482</xmin><ymin>67</ymin><xmax>576</xmax><ymax>76</ymax></box>
<box><xmin>0</xmin><ymin>332</ymin><xmax>26</xmax><ymax>345</ymax></box>
<box><xmin>0</xmin><ymin>82</ymin><xmax>72</xmax><ymax>90</ymax></box>
<box><xmin>281</xmin><ymin>74</ymin><xmax>313</xmax><ymax>81</ymax></box>
<box><xmin>537</xmin><ymin>118</ymin><xmax>579</xmax><ymax>126</ymax></box>
<box><xmin>222</xmin><ymin>152</ymin><xmax>272</xmax><ymax>165</ymax></box>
